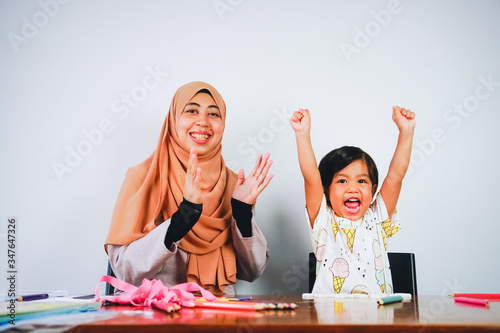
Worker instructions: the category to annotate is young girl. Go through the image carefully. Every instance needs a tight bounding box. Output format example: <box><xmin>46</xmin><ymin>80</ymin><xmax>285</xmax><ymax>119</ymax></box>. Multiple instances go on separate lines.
<box><xmin>290</xmin><ymin>106</ymin><xmax>415</xmax><ymax>295</ymax></box>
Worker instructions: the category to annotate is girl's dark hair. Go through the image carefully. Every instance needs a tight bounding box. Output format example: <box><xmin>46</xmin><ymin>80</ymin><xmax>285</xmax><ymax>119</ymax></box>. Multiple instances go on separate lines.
<box><xmin>318</xmin><ymin>146</ymin><xmax>378</xmax><ymax>207</ymax></box>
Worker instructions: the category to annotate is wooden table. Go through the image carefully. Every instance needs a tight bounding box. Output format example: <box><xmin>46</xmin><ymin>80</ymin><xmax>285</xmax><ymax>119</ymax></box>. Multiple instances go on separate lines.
<box><xmin>68</xmin><ymin>295</ymin><xmax>500</xmax><ymax>332</ymax></box>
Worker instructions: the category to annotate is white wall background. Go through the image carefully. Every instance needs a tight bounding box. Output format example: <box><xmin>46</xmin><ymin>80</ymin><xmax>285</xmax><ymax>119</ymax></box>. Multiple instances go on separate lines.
<box><xmin>1</xmin><ymin>0</ymin><xmax>499</xmax><ymax>297</ymax></box>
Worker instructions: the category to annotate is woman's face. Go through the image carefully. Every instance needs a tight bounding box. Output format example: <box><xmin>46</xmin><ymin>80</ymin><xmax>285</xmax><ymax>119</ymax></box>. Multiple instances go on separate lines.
<box><xmin>176</xmin><ymin>92</ymin><xmax>224</xmax><ymax>155</ymax></box>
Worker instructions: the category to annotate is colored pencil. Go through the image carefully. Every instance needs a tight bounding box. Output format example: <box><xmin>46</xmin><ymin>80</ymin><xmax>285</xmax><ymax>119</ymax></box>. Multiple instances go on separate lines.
<box><xmin>228</xmin><ymin>296</ymin><xmax>253</xmax><ymax>301</ymax></box>
<box><xmin>260</xmin><ymin>302</ymin><xmax>297</xmax><ymax>310</ymax></box>
<box><xmin>454</xmin><ymin>297</ymin><xmax>489</xmax><ymax>307</ymax></box>
<box><xmin>449</xmin><ymin>293</ymin><xmax>500</xmax><ymax>299</ymax></box>
<box><xmin>151</xmin><ymin>300</ymin><xmax>181</xmax><ymax>313</ymax></box>
<box><xmin>218</xmin><ymin>296</ymin><xmax>253</xmax><ymax>301</ymax></box>
<box><xmin>185</xmin><ymin>299</ymin><xmax>297</xmax><ymax>311</ymax></box>
<box><xmin>190</xmin><ymin>300</ymin><xmax>266</xmax><ymax>311</ymax></box>
<box><xmin>15</xmin><ymin>293</ymin><xmax>49</xmax><ymax>302</ymax></box>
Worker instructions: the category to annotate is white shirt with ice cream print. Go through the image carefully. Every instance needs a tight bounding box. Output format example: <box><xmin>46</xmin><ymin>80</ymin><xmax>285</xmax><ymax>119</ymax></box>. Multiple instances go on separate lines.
<box><xmin>307</xmin><ymin>193</ymin><xmax>401</xmax><ymax>295</ymax></box>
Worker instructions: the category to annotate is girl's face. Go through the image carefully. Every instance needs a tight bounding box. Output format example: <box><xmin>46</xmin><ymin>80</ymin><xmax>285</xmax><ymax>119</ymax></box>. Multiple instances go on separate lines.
<box><xmin>328</xmin><ymin>159</ymin><xmax>377</xmax><ymax>221</ymax></box>
<box><xmin>176</xmin><ymin>92</ymin><xmax>224</xmax><ymax>155</ymax></box>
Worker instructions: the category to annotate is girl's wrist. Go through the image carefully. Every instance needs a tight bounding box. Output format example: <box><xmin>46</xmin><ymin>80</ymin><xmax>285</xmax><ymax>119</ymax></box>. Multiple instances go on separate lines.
<box><xmin>295</xmin><ymin>131</ymin><xmax>311</xmax><ymax>140</ymax></box>
<box><xmin>398</xmin><ymin>128</ymin><xmax>414</xmax><ymax>137</ymax></box>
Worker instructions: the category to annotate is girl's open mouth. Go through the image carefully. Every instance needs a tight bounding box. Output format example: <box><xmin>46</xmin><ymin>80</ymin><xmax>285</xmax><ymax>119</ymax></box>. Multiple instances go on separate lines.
<box><xmin>344</xmin><ymin>198</ymin><xmax>361</xmax><ymax>214</ymax></box>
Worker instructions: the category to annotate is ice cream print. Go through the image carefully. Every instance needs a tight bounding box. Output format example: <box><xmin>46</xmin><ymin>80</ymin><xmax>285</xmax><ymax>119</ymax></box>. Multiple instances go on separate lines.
<box><xmin>342</xmin><ymin>228</ymin><xmax>356</xmax><ymax>253</ymax></box>
<box><xmin>333</xmin><ymin>214</ymin><xmax>362</xmax><ymax>253</ymax></box>
<box><xmin>315</xmin><ymin>229</ymin><xmax>328</xmax><ymax>274</ymax></box>
<box><xmin>381</xmin><ymin>216</ymin><xmax>401</xmax><ymax>250</ymax></box>
<box><xmin>351</xmin><ymin>285</ymin><xmax>370</xmax><ymax>295</ymax></box>
<box><xmin>330</xmin><ymin>258</ymin><xmax>349</xmax><ymax>294</ymax></box>
<box><xmin>315</xmin><ymin>229</ymin><xmax>328</xmax><ymax>260</ymax></box>
<box><xmin>330</xmin><ymin>218</ymin><xmax>339</xmax><ymax>241</ymax></box>
<box><xmin>373</xmin><ymin>239</ymin><xmax>385</xmax><ymax>293</ymax></box>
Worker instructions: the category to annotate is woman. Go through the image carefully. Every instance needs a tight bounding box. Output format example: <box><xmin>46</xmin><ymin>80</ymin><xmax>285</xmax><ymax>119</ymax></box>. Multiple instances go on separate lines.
<box><xmin>105</xmin><ymin>81</ymin><xmax>273</xmax><ymax>296</ymax></box>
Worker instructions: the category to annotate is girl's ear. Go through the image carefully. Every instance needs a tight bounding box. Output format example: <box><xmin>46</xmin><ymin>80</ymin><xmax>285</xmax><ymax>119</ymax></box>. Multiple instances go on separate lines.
<box><xmin>372</xmin><ymin>184</ymin><xmax>378</xmax><ymax>196</ymax></box>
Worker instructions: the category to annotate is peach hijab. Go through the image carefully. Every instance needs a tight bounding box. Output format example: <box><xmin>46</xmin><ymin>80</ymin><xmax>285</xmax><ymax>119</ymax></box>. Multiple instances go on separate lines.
<box><xmin>105</xmin><ymin>81</ymin><xmax>238</xmax><ymax>295</ymax></box>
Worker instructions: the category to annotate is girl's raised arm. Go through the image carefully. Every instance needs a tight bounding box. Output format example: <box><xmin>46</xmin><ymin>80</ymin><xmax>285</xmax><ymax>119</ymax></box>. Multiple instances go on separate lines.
<box><xmin>379</xmin><ymin>106</ymin><xmax>416</xmax><ymax>217</ymax></box>
<box><xmin>290</xmin><ymin>109</ymin><xmax>324</xmax><ymax>227</ymax></box>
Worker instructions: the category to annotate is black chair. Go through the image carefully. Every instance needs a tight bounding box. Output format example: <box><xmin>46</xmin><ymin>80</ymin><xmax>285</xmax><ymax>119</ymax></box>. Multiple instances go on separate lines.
<box><xmin>308</xmin><ymin>252</ymin><xmax>316</xmax><ymax>294</ymax></box>
<box><xmin>387</xmin><ymin>252</ymin><xmax>418</xmax><ymax>295</ymax></box>
<box><xmin>308</xmin><ymin>252</ymin><xmax>417</xmax><ymax>295</ymax></box>
<box><xmin>105</xmin><ymin>261</ymin><xmax>116</xmax><ymax>295</ymax></box>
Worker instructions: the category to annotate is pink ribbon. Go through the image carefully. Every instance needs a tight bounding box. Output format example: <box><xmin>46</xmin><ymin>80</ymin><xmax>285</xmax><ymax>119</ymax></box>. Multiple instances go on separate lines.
<box><xmin>95</xmin><ymin>275</ymin><xmax>217</xmax><ymax>312</ymax></box>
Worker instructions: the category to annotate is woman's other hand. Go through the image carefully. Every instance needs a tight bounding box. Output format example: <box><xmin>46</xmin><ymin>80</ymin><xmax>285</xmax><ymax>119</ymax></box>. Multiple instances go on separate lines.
<box><xmin>232</xmin><ymin>153</ymin><xmax>274</xmax><ymax>205</ymax></box>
